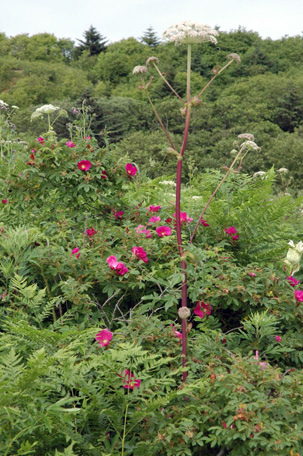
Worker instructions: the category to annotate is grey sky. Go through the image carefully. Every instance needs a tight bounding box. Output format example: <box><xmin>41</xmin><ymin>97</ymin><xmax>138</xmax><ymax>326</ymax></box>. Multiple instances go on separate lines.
<box><xmin>1</xmin><ymin>0</ymin><xmax>303</xmax><ymax>43</ymax></box>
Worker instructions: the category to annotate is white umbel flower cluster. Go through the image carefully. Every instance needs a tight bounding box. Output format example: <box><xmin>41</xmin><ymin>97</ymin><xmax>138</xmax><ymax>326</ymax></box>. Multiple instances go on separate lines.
<box><xmin>0</xmin><ymin>100</ymin><xmax>9</xmax><ymax>107</ymax></box>
<box><xmin>31</xmin><ymin>104</ymin><xmax>61</xmax><ymax>120</ymax></box>
<box><xmin>163</xmin><ymin>21</ymin><xmax>219</xmax><ymax>45</ymax></box>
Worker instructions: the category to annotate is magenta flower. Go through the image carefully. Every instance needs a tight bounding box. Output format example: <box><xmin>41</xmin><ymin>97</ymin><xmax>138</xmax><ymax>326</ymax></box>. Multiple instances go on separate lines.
<box><xmin>156</xmin><ymin>226</ymin><xmax>172</xmax><ymax>237</ymax></box>
<box><xmin>254</xmin><ymin>351</ymin><xmax>269</xmax><ymax>370</ymax></box>
<box><xmin>224</xmin><ymin>226</ymin><xmax>238</xmax><ymax>235</ymax></box>
<box><xmin>194</xmin><ymin>301</ymin><xmax>212</xmax><ymax>318</ymax></box>
<box><xmin>135</xmin><ymin>225</ymin><xmax>152</xmax><ymax>238</ymax></box>
<box><xmin>122</xmin><ymin>370</ymin><xmax>141</xmax><ymax>389</ymax></box>
<box><xmin>37</xmin><ymin>136</ymin><xmax>45</xmax><ymax>144</ymax></box>
<box><xmin>2</xmin><ymin>199</ymin><xmax>7</xmax><ymax>204</ymax></box>
<box><xmin>95</xmin><ymin>329</ymin><xmax>113</xmax><ymax>347</ymax></box>
<box><xmin>148</xmin><ymin>216</ymin><xmax>161</xmax><ymax>224</ymax></box>
<box><xmin>232</xmin><ymin>235</ymin><xmax>239</xmax><ymax>241</ymax></box>
<box><xmin>171</xmin><ymin>324</ymin><xmax>182</xmax><ymax>340</ymax></box>
<box><xmin>275</xmin><ymin>335</ymin><xmax>282</xmax><ymax>343</ymax></box>
<box><xmin>86</xmin><ymin>227</ymin><xmax>97</xmax><ymax>237</ymax></box>
<box><xmin>106</xmin><ymin>255</ymin><xmax>128</xmax><ymax>276</ymax></box>
<box><xmin>78</xmin><ymin>160</ymin><xmax>92</xmax><ymax>171</ymax></box>
<box><xmin>287</xmin><ymin>276</ymin><xmax>300</xmax><ymax>287</ymax></box>
<box><xmin>248</xmin><ymin>272</ymin><xmax>256</xmax><ymax>277</ymax></box>
<box><xmin>201</xmin><ymin>219</ymin><xmax>210</xmax><ymax>227</ymax></box>
<box><xmin>132</xmin><ymin>246</ymin><xmax>148</xmax><ymax>263</ymax></box>
<box><xmin>174</xmin><ymin>212</ymin><xmax>193</xmax><ymax>223</ymax></box>
<box><xmin>149</xmin><ymin>205</ymin><xmax>161</xmax><ymax>212</ymax></box>
<box><xmin>101</xmin><ymin>170</ymin><xmax>108</xmax><ymax>179</ymax></box>
<box><xmin>295</xmin><ymin>290</ymin><xmax>303</xmax><ymax>302</ymax></box>
<box><xmin>125</xmin><ymin>163</ymin><xmax>137</xmax><ymax>176</ymax></box>
<box><xmin>107</xmin><ymin>255</ymin><xmax>119</xmax><ymax>270</ymax></box>
<box><xmin>66</xmin><ymin>140</ymin><xmax>76</xmax><ymax>148</ymax></box>
<box><xmin>113</xmin><ymin>210</ymin><xmax>124</xmax><ymax>220</ymax></box>
<box><xmin>71</xmin><ymin>247</ymin><xmax>80</xmax><ymax>259</ymax></box>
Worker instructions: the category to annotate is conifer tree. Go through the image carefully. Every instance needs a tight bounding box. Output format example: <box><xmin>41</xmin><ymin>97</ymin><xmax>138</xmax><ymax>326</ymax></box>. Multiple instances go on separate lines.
<box><xmin>140</xmin><ymin>26</ymin><xmax>160</xmax><ymax>47</ymax></box>
<box><xmin>76</xmin><ymin>25</ymin><xmax>108</xmax><ymax>56</ymax></box>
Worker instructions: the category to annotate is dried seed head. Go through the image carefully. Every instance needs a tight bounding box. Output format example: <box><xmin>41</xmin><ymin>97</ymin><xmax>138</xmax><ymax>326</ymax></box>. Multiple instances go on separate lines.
<box><xmin>146</xmin><ymin>56</ymin><xmax>159</xmax><ymax>66</ymax></box>
<box><xmin>238</xmin><ymin>133</ymin><xmax>255</xmax><ymax>141</ymax></box>
<box><xmin>132</xmin><ymin>65</ymin><xmax>147</xmax><ymax>75</ymax></box>
<box><xmin>178</xmin><ymin>307</ymin><xmax>191</xmax><ymax>319</ymax></box>
<box><xmin>227</xmin><ymin>53</ymin><xmax>241</xmax><ymax>63</ymax></box>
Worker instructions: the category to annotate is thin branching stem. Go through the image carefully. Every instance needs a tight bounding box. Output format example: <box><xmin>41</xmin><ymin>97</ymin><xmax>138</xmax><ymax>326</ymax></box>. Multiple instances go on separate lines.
<box><xmin>144</xmin><ymin>87</ymin><xmax>176</xmax><ymax>150</ymax></box>
<box><xmin>152</xmin><ymin>63</ymin><xmax>185</xmax><ymax>102</ymax></box>
<box><xmin>190</xmin><ymin>146</ymin><xmax>244</xmax><ymax>244</ymax></box>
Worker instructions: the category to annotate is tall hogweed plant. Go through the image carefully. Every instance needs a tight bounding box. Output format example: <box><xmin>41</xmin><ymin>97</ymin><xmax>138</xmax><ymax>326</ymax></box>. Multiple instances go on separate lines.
<box><xmin>133</xmin><ymin>21</ymin><xmax>259</xmax><ymax>381</ymax></box>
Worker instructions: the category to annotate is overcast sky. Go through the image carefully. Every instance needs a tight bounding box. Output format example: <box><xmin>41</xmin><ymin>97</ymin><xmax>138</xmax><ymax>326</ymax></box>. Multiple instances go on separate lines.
<box><xmin>1</xmin><ymin>0</ymin><xmax>303</xmax><ymax>44</ymax></box>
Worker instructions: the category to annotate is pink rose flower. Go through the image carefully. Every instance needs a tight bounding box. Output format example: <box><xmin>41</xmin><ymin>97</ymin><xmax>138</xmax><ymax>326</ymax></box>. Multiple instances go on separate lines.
<box><xmin>174</xmin><ymin>212</ymin><xmax>193</xmax><ymax>223</ymax></box>
<box><xmin>66</xmin><ymin>140</ymin><xmax>76</xmax><ymax>148</ymax></box>
<box><xmin>135</xmin><ymin>225</ymin><xmax>152</xmax><ymax>238</ymax></box>
<box><xmin>122</xmin><ymin>370</ymin><xmax>141</xmax><ymax>389</ymax></box>
<box><xmin>113</xmin><ymin>210</ymin><xmax>124</xmax><ymax>220</ymax></box>
<box><xmin>132</xmin><ymin>246</ymin><xmax>148</xmax><ymax>263</ymax></box>
<box><xmin>101</xmin><ymin>170</ymin><xmax>108</xmax><ymax>179</ymax></box>
<box><xmin>37</xmin><ymin>137</ymin><xmax>45</xmax><ymax>144</ymax></box>
<box><xmin>201</xmin><ymin>219</ymin><xmax>209</xmax><ymax>227</ymax></box>
<box><xmin>171</xmin><ymin>324</ymin><xmax>182</xmax><ymax>340</ymax></box>
<box><xmin>78</xmin><ymin>160</ymin><xmax>92</xmax><ymax>171</ymax></box>
<box><xmin>95</xmin><ymin>329</ymin><xmax>113</xmax><ymax>347</ymax></box>
<box><xmin>194</xmin><ymin>301</ymin><xmax>212</xmax><ymax>318</ymax></box>
<box><xmin>248</xmin><ymin>272</ymin><xmax>256</xmax><ymax>277</ymax></box>
<box><xmin>71</xmin><ymin>247</ymin><xmax>80</xmax><ymax>259</ymax></box>
<box><xmin>287</xmin><ymin>276</ymin><xmax>300</xmax><ymax>287</ymax></box>
<box><xmin>125</xmin><ymin>163</ymin><xmax>137</xmax><ymax>176</ymax></box>
<box><xmin>2</xmin><ymin>199</ymin><xmax>7</xmax><ymax>204</ymax></box>
<box><xmin>224</xmin><ymin>226</ymin><xmax>238</xmax><ymax>235</ymax></box>
<box><xmin>275</xmin><ymin>336</ymin><xmax>282</xmax><ymax>342</ymax></box>
<box><xmin>156</xmin><ymin>226</ymin><xmax>172</xmax><ymax>237</ymax></box>
<box><xmin>106</xmin><ymin>255</ymin><xmax>128</xmax><ymax>276</ymax></box>
<box><xmin>295</xmin><ymin>290</ymin><xmax>303</xmax><ymax>302</ymax></box>
<box><xmin>86</xmin><ymin>227</ymin><xmax>97</xmax><ymax>237</ymax></box>
<box><xmin>148</xmin><ymin>216</ymin><xmax>161</xmax><ymax>224</ymax></box>
<box><xmin>149</xmin><ymin>205</ymin><xmax>161</xmax><ymax>212</ymax></box>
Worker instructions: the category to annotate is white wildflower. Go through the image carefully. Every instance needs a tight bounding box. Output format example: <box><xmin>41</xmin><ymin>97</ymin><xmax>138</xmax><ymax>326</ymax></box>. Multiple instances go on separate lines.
<box><xmin>278</xmin><ymin>168</ymin><xmax>288</xmax><ymax>173</ymax></box>
<box><xmin>253</xmin><ymin>171</ymin><xmax>266</xmax><ymax>178</ymax></box>
<box><xmin>241</xmin><ymin>140</ymin><xmax>259</xmax><ymax>151</ymax></box>
<box><xmin>163</xmin><ymin>21</ymin><xmax>218</xmax><ymax>46</ymax></box>
<box><xmin>191</xmin><ymin>196</ymin><xmax>202</xmax><ymax>199</ymax></box>
<box><xmin>159</xmin><ymin>180</ymin><xmax>176</xmax><ymax>187</ymax></box>
<box><xmin>31</xmin><ymin>104</ymin><xmax>61</xmax><ymax>120</ymax></box>
<box><xmin>36</xmin><ymin>104</ymin><xmax>60</xmax><ymax>114</ymax></box>
<box><xmin>0</xmin><ymin>100</ymin><xmax>8</xmax><ymax>107</ymax></box>
<box><xmin>132</xmin><ymin>65</ymin><xmax>147</xmax><ymax>75</ymax></box>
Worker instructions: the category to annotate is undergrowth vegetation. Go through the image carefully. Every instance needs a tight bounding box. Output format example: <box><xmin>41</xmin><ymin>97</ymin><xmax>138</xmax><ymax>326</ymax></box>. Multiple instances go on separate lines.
<box><xmin>1</xmin><ymin>21</ymin><xmax>303</xmax><ymax>456</ymax></box>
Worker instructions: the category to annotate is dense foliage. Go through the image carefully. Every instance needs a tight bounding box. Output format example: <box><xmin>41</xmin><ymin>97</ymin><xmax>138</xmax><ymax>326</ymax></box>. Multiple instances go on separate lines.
<box><xmin>0</xmin><ymin>27</ymin><xmax>303</xmax><ymax>188</ymax></box>
<box><xmin>1</xmin><ymin>24</ymin><xmax>303</xmax><ymax>456</ymax></box>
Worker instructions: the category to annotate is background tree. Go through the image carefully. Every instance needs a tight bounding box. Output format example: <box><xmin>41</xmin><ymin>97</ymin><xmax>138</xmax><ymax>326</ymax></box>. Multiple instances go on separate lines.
<box><xmin>76</xmin><ymin>25</ymin><xmax>107</xmax><ymax>56</ymax></box>
<box><xmin>140</xmin><ymin>26</ymin><xmax>161</xmax><ymax>47</ymax></box>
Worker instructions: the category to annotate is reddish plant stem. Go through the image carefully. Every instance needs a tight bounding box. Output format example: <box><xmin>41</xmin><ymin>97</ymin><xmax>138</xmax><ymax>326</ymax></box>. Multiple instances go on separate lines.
<box><xmin>176</xmin><ymin>45</ymin><xmax>192</xmax><ymax>382</ymax></box>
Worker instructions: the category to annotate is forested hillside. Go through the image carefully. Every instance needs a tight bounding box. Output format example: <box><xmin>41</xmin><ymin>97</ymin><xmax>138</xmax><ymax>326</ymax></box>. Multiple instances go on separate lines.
<box><xmin>1</xmin><ymin>27</ymin><xmax>303</xmax><ymax>186</ymax></box>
